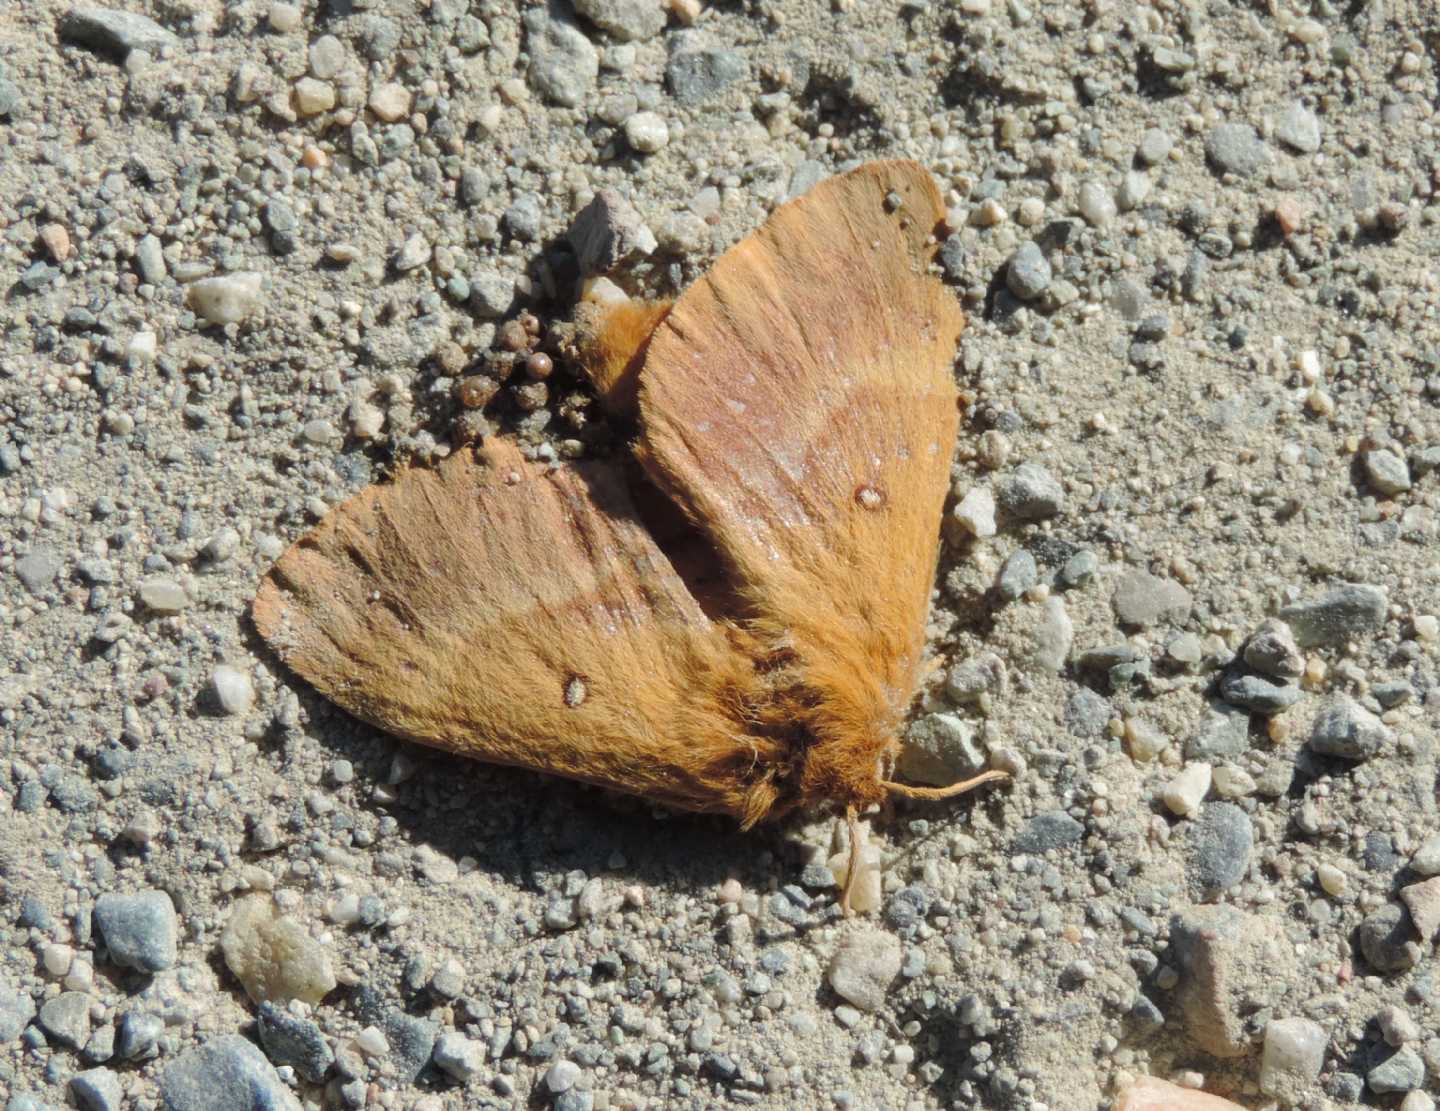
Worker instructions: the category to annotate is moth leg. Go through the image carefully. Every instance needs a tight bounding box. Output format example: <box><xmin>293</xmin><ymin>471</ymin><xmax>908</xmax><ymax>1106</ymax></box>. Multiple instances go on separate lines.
<box><xmin>882</xmin><ymin>769</ymin><xmax>1010</xmax><ymax>801</ymax></box>
<box><xmin>840</xmin><ymin>805</ymin><xmax>863</xmax><ymax>917</ymax></box>
<box><xmin>571</xmin><ymin>288</ymin><xmax>673</xmax><ymax>420</ymax></box>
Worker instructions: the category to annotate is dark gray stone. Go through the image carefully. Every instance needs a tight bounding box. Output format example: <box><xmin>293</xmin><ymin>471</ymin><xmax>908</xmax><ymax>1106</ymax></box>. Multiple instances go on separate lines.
<box><xmin>1243</xmin><ymin>618</ymin><xmax>1303</xmax><ymax>679</ymax></box>
<box><xmin>1219</xmin><ymin>669</ymin><xmax>1301</xmax><ymax>715</ymax></box>
<box><xmin>256</xmin><ymin>1001</ymin><xmax>333</xmax><ymax>1082</ymax></box>
<box><xmin>1013</xmin><ymin>811</ymin><xmax>1084</xmax><ymax>854</ymax></box>
<box><xmin>502</xmin><ymin>193</ymin><xmax>543</xmax><ymax>242</ymax></box>
<box><xmin>1308</xmin><ymin>694</ymin><xmax>1391</xmax><ymax>760</ymax></box>
<box><xmin>899</xmin><ymin>713</ymin><xmax>986</xmax><ymax>786</ymax></box>
<box><xmin>1185</xmin><ymin>701</ymin><xmax>1250</xmax><ymax>760</ymax></box>
<box><xmin>68</xmin><ymin>1069</ymin><xmax>122</xmax><ymax>1111</ymax></box>
<box><xmin>1065</xmin><ymin>688</ymin><xmax>1111</xmax><ymax>738</ymax></box>
<box><xmin>1187</xmin><ymin>803</ymin><xmax>1253</xmax><ymax>897</ymax></box>
<box><xmin>1279</xmin><ymin>584</ymin><xmax>1386</xmax><ymax>647</ymax></box>
<box><xmin>666</xmin><ymin>46</ymin><xmax>747</xmax><ymax>105</ymax></box>
<box><xmin>93</xmin><ymin>890</ymin><xmax>177</xmax><ymax>972</ymax></box>
<box><xmin>161</xmin><ymin>1034</ymin><xmax>299</xmax><ymax>1111</ymax></box>
<box><xmin>1356</xmin><ymin>904</ymin><xmax>1419</xmax><ymax>973</ymax></box>
<box><xmin>385</xmin><ymin>1011</ymin><xmax>438</xmax><ymax>1084</ymax></box>
<box><xmin>1368</xmin><ymin>1046</ymin><xmax>1425</xmax><ymax>1093</ymax></box>
<box><xmin>566</xmin><ymin>189</ymin><xmax>650</xmax><ymax>277</ymax></box>
<box><xmin>116</xmin><ymin>1012</ymin><xmax>163</xmax><ymax>1061</ymax></box>
<box><xmin>61</xmin><ymin>7</ymin><xmax>179</xmax><ymax>57</ymax></box>
<box><xmin>997</xmin><ymin>463</ymin><xmax>1064</xmax><ymax>521</ymax></box>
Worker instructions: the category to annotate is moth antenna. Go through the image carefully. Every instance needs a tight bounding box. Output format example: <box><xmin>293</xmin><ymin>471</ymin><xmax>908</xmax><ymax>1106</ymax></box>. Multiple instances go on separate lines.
<box><xmin>839</xmin><ymin>805</ymin><xmax>863</xmax><ymax>917</ymax></box>
<box><xmin>881</xmin><ymin>769</ymin><xmax>1010</xmax><ymax>801</ymax></box>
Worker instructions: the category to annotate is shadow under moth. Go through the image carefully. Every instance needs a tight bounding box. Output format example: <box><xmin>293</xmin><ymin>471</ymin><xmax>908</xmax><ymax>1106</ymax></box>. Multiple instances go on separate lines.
<box><xmin>252</xmin><ymin>160</ymin><xmax>1005</xmax><ymax>912</ymax></box>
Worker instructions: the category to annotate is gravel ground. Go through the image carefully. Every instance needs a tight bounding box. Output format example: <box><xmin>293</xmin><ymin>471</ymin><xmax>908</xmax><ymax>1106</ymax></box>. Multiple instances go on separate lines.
<box><xmin>3</xmin><ymin>1</ymin><xmax>1440</xmax><ymax>1109</ymax></box>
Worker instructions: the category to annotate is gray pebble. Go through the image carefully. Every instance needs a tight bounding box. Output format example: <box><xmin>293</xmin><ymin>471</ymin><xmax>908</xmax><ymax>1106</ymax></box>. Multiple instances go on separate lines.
<box><xmin>135</xmin><ymin>234</ymin><xmax>166</xmax><ymax>284</ymax></box>
<box><xmin>82</xmin><ymin>1023</ymin><xmax>115</xmax><ymax>1064</ymax></box>
<box><xmin>666</xmin><ymin>45</ymin><xmax>747</xmax><ymax>105</ymax></box>
<box><xmin>0</xmin><ymin>985</ymin><xmax>36</xmax><ymax>1043</ymax></box>
<box><xmin>257</xmin><ymin>1001</ymin><xmax>333</xmax><ymax>1082</ymax></box>
<box><xmin>997</xmin><ymin>462</ymin><xmax>1064</xmax><ymax>520</ymax></box>
<box><xmin>1275</xmin><ymin>101</ymin><xmax>1322</xmax><ymax>154</ymax></box>
<box><xmin>161</xmin><ymin>1034</ymin><xmax>300</xmax><ymax>1111</ymax></box>
<box><xmin>1059</xmin><ymin>549</ymin><xmax>1097</xmax><ymax>588</ymax></box>
<box><xmin>0</xmin><ymin>64</ymin><xmax>20</xmax><ymax>117</ymax></box>
<box><xmin>1137</xmin><ymin>127</ymin><xmax>1172</xmax><ymax>166</ymax></box>
<box><xmin>1368</xmin><ymin>1046</ymin><xmax>1425</xmax><ymax>1093</ymax></box>
<box><xmin>1279</xmin><ymin>583</ymin><xmax>1387</xmax><ymax>647</ymax></box>
<box><xmin>1219</xmin><ymin>669</ymin><xmax>1300</xmax><ymax>715</ymax></box>
<box><xmin>1111</xmin><ymin>568</ymin><xmax>1192</xmax><ymax>628</ymax></box>
<box><xmin>1329</xmin><ymin>1073</ymin><xmax>1365</xmax><ymax>1102</ymax></box>
<box><xmin>788</xmin><ymin>160</ymin><xmax>828</xmax><ymax>200</ymax></box>
<box><xmin>503</xmin><ymin>193</ymin><xmax>543</xmax><ymax>242</ymax></box>
<box><xmin>1065</xmin><ymin>688</ymin><xmax>1111</xmax><ymax>738</ymax></box>
<box><xmin>68</xmin><ymin>1070</ymin><xmax>122</xmax><ymax>1111</ymax></box>
<box><xmin>1308</xmin><ymin>694</ymin><xmax>1391</xmax><ymax>760</ymax></box>
<box><xmin>1013</xmin><ymin>811</ymin><xmax>1084</xmax><ymax>854</ymax></box>
<box><xmin>1005</xmin><ymin>241</ymin><xmax>1051</xmax><ymax>300</ymax></box>
<box><xmin>567</xmin><ymin>188</ymin><xmax>653</xmax><ymax>277</ymax></box>
<box><xmin>945</xmin><ymin>652</ymin><xmax>1005</xmax><ymax>704</ymax></box>
<box><xmin>263</xmin><ymin>199</ymin><xmax>297</xmax><ymax>255</ymax></box>
<box><xmin>1129</xmin><ymin>993</ymin><xmax>1164</xmax><ymax>1031</ymax></box>
<box><xmin>1187</xmin><ymin>802</ymin><xmax>1253</xmax><ymax>896</ymax></box>
<box><xmin>115</xmin><ymin>1012</ymin><xmax>164</xmax><ymax>1061</ymax></box>
<box><xmin>1205</xmin><ymin>122</ymin><xmax>1270</xmax><ymax>177</ymax></box>
<box><xmin>574</xmin><ymin>0</ymin><xmax>666</xmax><ymax>41</ymax></box>
<box><xmin>391</xmin><ymin>233</ymin><xmax>431</xmax><ymax>272</ymax></box>
<box><xmin>469</xmin><ymin>270</ymin><xmax>514</xmax><ymax>319</ymax></box>
<box><xmin>14</xmin><ymin>547</ymin><xmax>61</xmax><ymax>594</ymax></box>
<box><xmin>1185</xmin><ymin>701</ymin><xmax>1250</xmax><ymax>760</ymax></box>
<box><xmin>1364</xmin><ymin>449</ymin><xmax>1411</xmax><ymax>495</ymax></box>
<box><xmin>38</xmin><ymin>992</ymin><xmax>92</xmax><ymax>1049</ymax></box>
<box><xmin>61</xmin><ymin>7</ymin><xmax>178</xmax><ymax>58</ymax></box>
<box><xmin>899</xmin><ymin>713</ymin><xmax>986</xmax><ymax>786</ymax></box>
<box><xmin>432</xmin><ymin>1031</ymin><xmax>485</xmax><ymax>1082</ymax></box>
<box><xmin>995</xmin><ymin>549</ymin><xmax>1037</xmax><ymax>601</ymax></box>
<box><xmin>1357</xmin><ymin>904</ymin><xmax>1419</xmax><ymax>973</ymax></box>
<box><xmin>1243</xmin><ymin>618</ymin><xmax>1303</xmax><ymax>678</ymax></box>
<box><xmin>885</xmin><ymin>885</ymin><xmax>930</xmax><ymax>932</ymax></box>
<box><xmin>385</xmin><ymin>1011</ymin><xmax>438</xmax><ymax>1084</ymax></box>
<box><xmin>524</xmin><ymin>9</ymin><xmax>598</xmax><ymax>108</ymax></box>
<box><xmin>94</xmin><ymin>890</ymin><xmax>178</xmax><ymax>972</ymax></box>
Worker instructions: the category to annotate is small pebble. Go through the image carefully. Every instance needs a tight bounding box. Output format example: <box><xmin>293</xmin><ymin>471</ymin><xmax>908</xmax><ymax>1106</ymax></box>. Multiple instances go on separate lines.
<box><xmin>210</xmin><ymin>664</ymin><xmax>254</xmax><ymax>716</ymax></box>
<box><xmin>1205</xmin><ymin>122</ymin><xmax>1270</xmax><ymax>177</ymax></box>
<box><xmin>1279</xmin><ymin>584</ymin><xmax>1387</xmax><ymax>647</ymax></box>
<box><xmin>1077</xmin><ymin>181</ymin><xmax>1117</xmax><ymax>227</ymax></box>
<box><xmin>1275</xmin><ymin>101</ymin><xmax>1322</xmax><ymax>154</ymax></box>
<box><xmin>1005</xmin><ymin>241</ymin><xmax>1051</xmax><ymax>300</ymax></box>
<box><xmin>1369</xmin><ymin>1046</ymin><xmax>1426</xmax><ymax>1094</ymax></box>
<box><xmin>953</xmin><ymin>487</ymin><xmax>996</xmax><ymax>538</ymax></box>
<box><xmin>1162</xmin><ymin>763</ymin><xmax>1212</xmax><ymax>818</ymax></box>
<box><xmin>369</xmin><ymin>82</ymin><xmax>411</xmax><ymax>122</ymax></box>
<box><xmin>1364</xmin><ymin>449</ymin><xmax>1411</xmax><ymax>495</ymax></box>
<box><xmin>161</xmin><ymin>1035</ymin><xmax>296</xmax><ymax>1111</ymax></box>
<box><xmin>624</xmin><ymin>111</ymin><xmax>669</xmax><ymax>153</ymax></box>
<box><xmin>138</xmin><ymin>577</ymin><xmax>188</xmax><ymax>613</ymax></box>
<box><xmin>1308</xmin><ymin>694</ymin><xmax>1391</xmax><ymax>760</ymax></box>
<box><xmin>1260</xmin><ymin>1017</ymin><xmax>1327</xmax><ymax>1096</ymax></box>
<box><xmin>93</xmin><ymin>890</ymin><xmax>178</xmax><ymax>972</ymax></box>
<box><xmin>827</xmin><ymin>929</ymin><xmax>902</xmax><ymax>1013</ymax></box>
<box><xmin>187</xmin><ymin>272</ymin><xmax>263</xmax><ymax>326</ymax></box>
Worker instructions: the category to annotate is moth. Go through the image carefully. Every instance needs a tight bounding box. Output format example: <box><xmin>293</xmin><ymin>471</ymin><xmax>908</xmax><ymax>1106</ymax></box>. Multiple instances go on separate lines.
<box><xmin>253</xmin><ymin>160</ymin><xmax>1004</xmax><ymax>911</ymax></box>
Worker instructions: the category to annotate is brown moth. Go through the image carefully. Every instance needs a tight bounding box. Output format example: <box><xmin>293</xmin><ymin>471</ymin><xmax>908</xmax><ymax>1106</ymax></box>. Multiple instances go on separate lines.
<box><xmin>252</xmin><ymin>160</ymin><xmax>1004</xmax><ymax>910</ymax></box>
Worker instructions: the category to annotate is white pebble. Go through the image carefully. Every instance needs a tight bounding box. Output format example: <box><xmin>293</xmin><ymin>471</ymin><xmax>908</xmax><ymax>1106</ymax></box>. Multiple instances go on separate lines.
<box><xmin>187</xmin><ymin>272</ymin><xmax>263</xmax><ymax>326</ymax></box>
<box><xmin>1077</xmin><ymin>181</ymin><xmax>1117</xmax><ymax>227</ymax></box>
<box><xmin>624</xmin><ymin>111</ymin><xmax>670</xmax><ymax>153</ymax></box>
<box><xmin>42</xmin><ymin>943</ymin><xmax>74</xmax><ymax>977</ymax></box>
<box><xmin>1031</xmin><ymin>597</ymin><xmax>1073</xmax><ymax>673</ymax></box>
<box><xmin>1316</xmin><ymin>862</ymin><xmax>1348</xmax><ymax>897</ymax></box>
<box><xmin>127</xmin><ymin>330</ymin><xmax>158</xmax><ymax>363</ymax></box>
<box><xmin>1211</xmin><ymin>764</ymin><xmax>1256</xmax><ymax>798</ymax></box>
<box><xmin>348</xmin><ymin>399</ymin><xmax>384</xmax><ymax>440</ymax></box>
<box><xmin>953</xmin><ymin>487</ymin><xmax>996</xmax><ymax>538</ymax></box>
<box><xmin>1260</xmin><ymin>1017</ymin><xmax>1327</xmax><ymax>1095</ymax></box>
<box><xmin>369</xmin><ymin>82</ymin><xmax>411</xmax><ymax>123</ymax></box>
<box><xmin>211</xmin><ymin>665</ymin><xmax>255</xmax><ymax>716</ymax></box>
<box><xmin>268</xmin><ymin>2</ymin><xmax>301</xmax><ymax>32</ymax></box>
<box><xmin>328</xmin><ymin>893</ymin><xmax>361</xmax><ymax>925</ymax></box>
<box><xmin>827</xmin><ymin>928</ymin><xmax>902</xmax><ymax>1012</ymax></box>
<box><xmin>972</xmin><ymin>198</ymin><xmax>1007</xmax><ymax>226</ymax></box>
<box><xmin>139</xmin><ymin>578</ymin><xmax>189</xmax><ymax>613</ymax></box>
<box><xmin>293</xmin><ymin>77</ymin><xmax>336</xmax><ymax>116</ymax></box>
<box><xmin>355</xmin><ymin>1025</ymin><xmax>389</xmax><ymax>1057</ymax></box>
<box><xmin>1162</xmin><ymin>763</ymin><xmax>1212</xmax><ymax>817</ymax></box>
<box><xmin>1414</xmin><ymin>614</ymin><xmax>1438</xmax><ymax>642</ymax></box>
<box><xmin>1116</xmin><ymin>171</ymin><xmax>1151</xmax><ymax>211</ymax></box>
